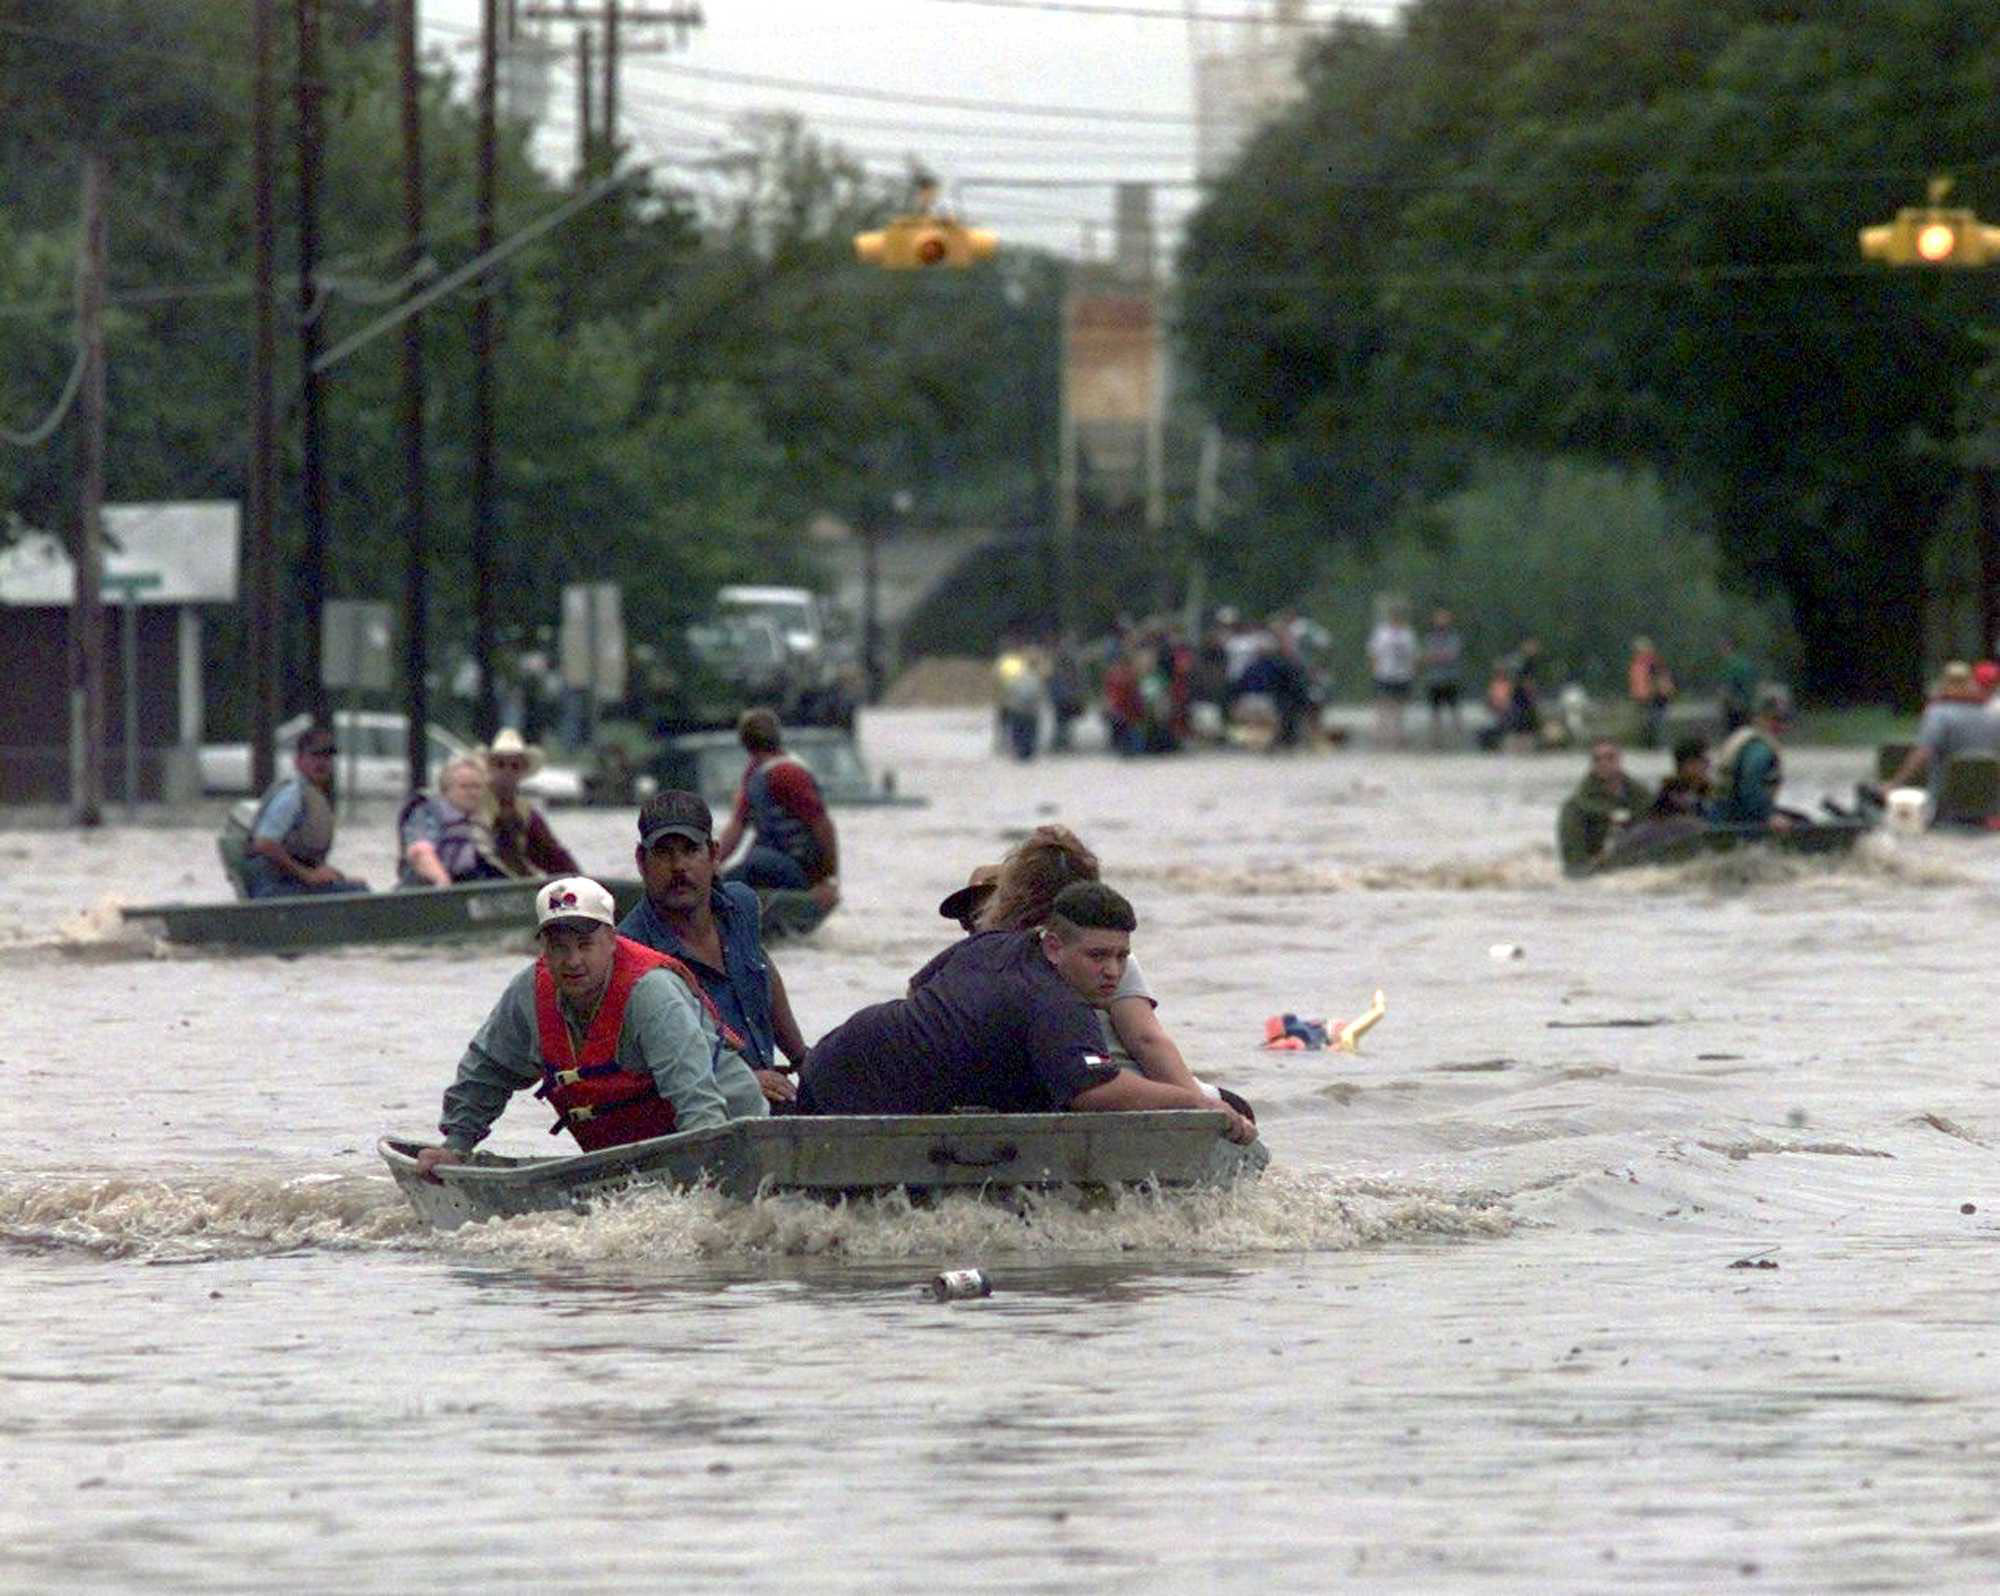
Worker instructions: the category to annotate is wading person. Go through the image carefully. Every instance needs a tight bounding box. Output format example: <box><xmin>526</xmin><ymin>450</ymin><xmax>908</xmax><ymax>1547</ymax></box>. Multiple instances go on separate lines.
<box><xmin>479</xmin><ymin>727</ymin><xmax>579</xmax><ymax>879</ymax></box>
<box><xmin>410</xmin><ymin>877</ymin><xmax>768</xmax><ymax>1182</ymax></box>
<box><xmin>241</xmin><ymin>724</ymin><xmax>369</xmax><ymax>898</ymax></box>
<box><xmin>799</xmin><ymin>881</ymin><xmax>1256</xmax><ymax>1143</ymax></box>
<box><xmin>620</xmin><ymin>789</ymin><xmax>811</xmax><ymax>1109</ymax></box>
<box><xmin>712</xmin><ymin>708</ymin><xmax>840</xmax><ymax>907</ymax></box>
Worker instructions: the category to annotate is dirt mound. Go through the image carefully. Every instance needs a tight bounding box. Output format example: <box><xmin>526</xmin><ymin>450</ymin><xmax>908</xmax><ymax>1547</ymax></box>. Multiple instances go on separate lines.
<box><xmin>883</xmin><ymin>656</ymin><xmax>993</xmax><ymax>707</ymax></box>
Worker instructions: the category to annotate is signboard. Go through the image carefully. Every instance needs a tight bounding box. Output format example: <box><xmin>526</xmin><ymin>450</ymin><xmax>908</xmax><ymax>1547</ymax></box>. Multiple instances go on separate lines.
<box><xmin>1064</xmin><ymin>291</ymin><xmax>1159</xmax><ymax>425</ymax></box>
<box><xmin>561</xmin><ymin>582</ymin><xmax>626</xmax><ymax>700</ymax></box>
<box><xmin>323</xmin><ymin>601</ymin><xmax>394</xmax><ymax>692</ymax></box>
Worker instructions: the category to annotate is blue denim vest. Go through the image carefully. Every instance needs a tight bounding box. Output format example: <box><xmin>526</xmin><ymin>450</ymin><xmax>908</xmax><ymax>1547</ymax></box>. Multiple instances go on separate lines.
<box><xmin>618</xmin><ymin>881</ymin><xmax>777</xmax><ymax>1068</ymax></box>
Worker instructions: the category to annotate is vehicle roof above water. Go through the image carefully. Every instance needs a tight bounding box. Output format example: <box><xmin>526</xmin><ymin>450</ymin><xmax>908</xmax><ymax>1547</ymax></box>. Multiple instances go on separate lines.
<box><xmin>717</xmin><ymin>584</ymin><xmax>820</xmax><ymax>605</ymax></box>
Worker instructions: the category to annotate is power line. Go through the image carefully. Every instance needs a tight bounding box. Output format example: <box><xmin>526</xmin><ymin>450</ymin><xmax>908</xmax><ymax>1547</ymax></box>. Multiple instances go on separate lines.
<box><xmin>0</xmin><ymin>342</ymin><xmax>89</xmax><ymax>447</ymax></box>
<box><xmin>913</xmin><ymin>0</ymin><xmax>1386</xmax><ymax>21</ymax></box>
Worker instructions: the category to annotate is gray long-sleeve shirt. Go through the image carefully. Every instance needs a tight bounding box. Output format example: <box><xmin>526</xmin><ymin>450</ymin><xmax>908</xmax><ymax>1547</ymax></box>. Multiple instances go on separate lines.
<box><xmin>440</xmin><ymin>963</ymin><xmax>770</xmax><ymax>1152</ymax></box>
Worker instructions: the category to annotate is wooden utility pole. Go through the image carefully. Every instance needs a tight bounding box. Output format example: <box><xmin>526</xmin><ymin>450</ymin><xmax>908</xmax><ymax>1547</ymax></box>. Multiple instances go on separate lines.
<box><xmin>295</xmin><ymin>0</ymin><xmax>331</xmax><ymax>728</ymax></box>
<box><xmin>71</xmin><ymin>150</ymin><xmax>109</xmax><ymax>827</ymax></box>
<box><xmin>470</xmin><ymin>0</ymin><xmax>500</xmax><ymax>740</ymax></box>
<box><xmin>249</xmin><ymin>0</ymin><xmax>281</xmax><ymax>793</ymax></box>
<box><xmin>396</xmin><ymin>0</ymin><xmax>431</xmax><ymax>789</ymax></box>
<box><xmin>520</xmin><ymin>2</ymin><xmax>702</xmax><ymax>171</ymax></box>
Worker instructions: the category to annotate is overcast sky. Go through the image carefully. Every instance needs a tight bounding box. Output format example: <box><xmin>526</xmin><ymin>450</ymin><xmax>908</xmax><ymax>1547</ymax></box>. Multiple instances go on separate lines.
<box><xmin>419</xmin><ymin>0</ymin><xmax>1399</xmax><ymax>261</ymax></box>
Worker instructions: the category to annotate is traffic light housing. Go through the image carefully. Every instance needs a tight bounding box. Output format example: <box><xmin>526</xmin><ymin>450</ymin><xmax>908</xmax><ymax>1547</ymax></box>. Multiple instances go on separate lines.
<box><xmin>1860</xmin><ymin>200</ymin><xmax>2000</xmax><ymax>266</ymax></box>
<box><xmin>854</xmin><ymin>215</ymin><xmax>998</xmax><ymax>270</ymax></box>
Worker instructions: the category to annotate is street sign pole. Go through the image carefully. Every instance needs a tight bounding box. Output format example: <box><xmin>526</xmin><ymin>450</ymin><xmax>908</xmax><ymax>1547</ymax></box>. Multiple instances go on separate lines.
<box><xmin>104</xmin><ymin>571</ymin><xmax>163</xmax><ymax>817</ymax></box>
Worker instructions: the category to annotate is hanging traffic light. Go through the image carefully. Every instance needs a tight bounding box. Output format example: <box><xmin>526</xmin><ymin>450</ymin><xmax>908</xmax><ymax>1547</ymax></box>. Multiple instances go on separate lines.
<box><xmin>853</xmin><ymin>215</ymin><xmax>998</xmax><ymax>270</ymax></box>
<box><xmin>1859</xmin><ymin>179</ymin><xmax>2000</xmax><ymax>267</ymax></box>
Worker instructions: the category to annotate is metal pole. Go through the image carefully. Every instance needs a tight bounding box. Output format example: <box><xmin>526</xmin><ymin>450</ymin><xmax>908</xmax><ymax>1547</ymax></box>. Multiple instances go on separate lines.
<box><xmin>471</xmin><ymin>0</ymin><xmax>500</xmax><ymax>741</ymax></box>
<box><xmin>862</xmin><ymin>513</ymin><xmax>881</xmax><ymax>705</ymax></box>
<box><xmin>249</xmin><ymin>0</ymin><xmax>280</xmax><ymax>794</ymax></box>
<box><xmin>121</xmin><ymin>586</ymin><xmax>140</xmax><ymax>816</ymax></box>
<box><xmin>72</xmin><ymin>149</ymin><xmax>109</xmax><ymax>828</ymax></box>
<box><xmin>295</xmin><ymin>0</ymin><xmax>331</xmax><ymax>727</ymax></box>
<box><xmin>577</xmin><ymin>26</ymin><xmax>593</xmax><ymax>176</ymax></box>
<box><xmin>396</xmin><ymin>0</ymin><xmax>431</xmax><ymax>791</ymax></box>
<box><xmin>1055</xmin><ymin>286</ymin><xmax>1078</xmax><ymax>641</ymax></box>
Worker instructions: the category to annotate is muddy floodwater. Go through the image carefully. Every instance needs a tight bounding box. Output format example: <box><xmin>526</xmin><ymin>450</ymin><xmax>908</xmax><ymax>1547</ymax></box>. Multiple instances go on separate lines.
<box><xmin>5</xmin><ymin>708</ymin><xmax>2000</xmax><ymax>1593</ymax></box>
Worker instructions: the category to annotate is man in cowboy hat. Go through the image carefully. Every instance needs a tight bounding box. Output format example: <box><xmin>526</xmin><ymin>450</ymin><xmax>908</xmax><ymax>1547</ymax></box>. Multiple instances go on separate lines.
<box><xmin>479</xmin><ymin>726</ymin><xmax>580</xmax><ymax>879</ymax></box>
<box><xmin>411</xmin><ymin>876</ymin><xmax>769</xmax><ymax>1182</ymax></box>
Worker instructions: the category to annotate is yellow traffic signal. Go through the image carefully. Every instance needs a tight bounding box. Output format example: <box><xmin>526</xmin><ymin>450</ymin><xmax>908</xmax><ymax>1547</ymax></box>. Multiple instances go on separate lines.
<box><xmin>853</xmin><ymin>215</ymin><xmax>998</xmax><ymax>270</ymax></box>
<box><xmin>1859</xmin><ymin>180</ymin><xmax>2000</xmax><ymax>266</ymax></box>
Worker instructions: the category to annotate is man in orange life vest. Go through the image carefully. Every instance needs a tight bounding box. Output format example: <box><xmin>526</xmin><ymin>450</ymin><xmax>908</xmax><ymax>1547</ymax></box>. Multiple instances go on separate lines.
<box><xmin>412</xmin><ymin>877</ymin><xmax>768</xmax><ymax>1182</ymax></box>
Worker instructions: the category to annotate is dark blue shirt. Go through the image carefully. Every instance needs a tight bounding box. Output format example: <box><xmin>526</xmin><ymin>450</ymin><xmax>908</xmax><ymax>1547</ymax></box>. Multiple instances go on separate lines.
<box><xmin>619</xmin><ymin>881</ymin><xmax>778</xmax><ymax>1069</ymax></box>
<box><xmin>799</xmin><ymin>930</ymin><xmax>1118</xmax><ymax>1116</ymax></box>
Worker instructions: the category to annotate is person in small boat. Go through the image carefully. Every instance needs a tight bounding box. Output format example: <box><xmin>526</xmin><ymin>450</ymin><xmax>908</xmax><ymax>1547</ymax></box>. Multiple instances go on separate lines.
<box><xmin>479</xmin><ymin>727</ymin><xmax>579</xmax><ymax>879</ymax></box>
<box><xmin>411</xmin><ymin>877</ymin><xmax>769</xmax><ymax>1183</ymax></box>
<box><xmin>937</xmin><ymin>863</ymin><xmax>999</xmax><ymax>934</ymax></box>
<box><xmin>1875</xmin><ymin>662</ymin><xmax>2000</xmax><ymax>808</ymax></box>
<box><xmin>1557</xmin><ymin>740</ymin><xmax>1654</xmax><ymax>875</ymax></box>
<box><xmin>973</xmin><ymin>825</ymin><xmax>1253</xmax><ymax>1119</ymax></box>
<box><xmin>1708</xmin><ymin>684</ymin><xmax>1794</xmax><ymax>829</ymax></box>
<box><xmin>712</xmin><ymin>708</ymin><xmax>840</xmax><ymax>908</ymax></box>
<box><xmin>619</xmin><ymin>788</ymin><xmax>810</xmax><ymax>1109</ymax></box>
<box><xmin>241</xmin><ymin>724</ymin><xmax>369</xmax><ymax>898</ymax></box>
<box><xmin>1648</xmin><ymin>736</ymin><xmax>1712</xmax><ymax>819</ymax></box>
<box><xmin>398</xmin><ymin>755</ymin><xmax>509</xmax><ymax>887</ymax></box>
<box><xmin>798</xmin><ymin>881</ymin><xmax>1256</xmax><ymax>1142</ymax></box>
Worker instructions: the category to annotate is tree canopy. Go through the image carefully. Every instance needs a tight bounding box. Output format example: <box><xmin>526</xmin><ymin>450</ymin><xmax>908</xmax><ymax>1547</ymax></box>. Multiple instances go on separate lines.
<box><xmin>1177</xmin><ymin>0</ymin><xmax>2000</xmax><ymax>701</ymax></box>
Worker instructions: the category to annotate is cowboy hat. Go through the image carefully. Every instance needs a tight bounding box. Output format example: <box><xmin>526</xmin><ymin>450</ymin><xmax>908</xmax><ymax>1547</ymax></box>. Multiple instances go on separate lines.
<box><xmin>478</xmin><ymin>727</ymin><xmax>545</xmax><ymax>774</ymax></box>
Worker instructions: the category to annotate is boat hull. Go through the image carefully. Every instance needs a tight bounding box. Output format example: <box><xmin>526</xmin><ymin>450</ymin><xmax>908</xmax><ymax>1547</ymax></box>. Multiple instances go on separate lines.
<box><xmin>380</xmin><ymin>1111</ymin><xmax>1270</xmax><ymax>1229</ymax></box>
<box><xmin>1584</xmin><ymin>817</ymin><xmax>1871</xmax><ymax>876</ymax></box>
<box><xmin>121</xmin><ymin>877</ymin><xmax>828</xmax><ymax>951</ymax></box>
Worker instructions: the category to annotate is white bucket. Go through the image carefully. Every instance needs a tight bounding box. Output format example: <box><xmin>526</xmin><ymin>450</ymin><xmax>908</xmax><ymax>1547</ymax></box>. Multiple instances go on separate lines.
<box><xmin>1885</xmin><ymin>787</ymin><xmax>1931</xmax><ymax>836</ymax></box>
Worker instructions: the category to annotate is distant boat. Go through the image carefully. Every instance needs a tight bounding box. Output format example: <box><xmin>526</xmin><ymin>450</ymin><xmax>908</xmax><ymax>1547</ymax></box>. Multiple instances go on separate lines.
<box><xmin>380</xmin><ymin>1110</ymin><xmax>1270</xmax><ymax>1229</ymax></box>
<box><xmin>1580</xmin><ymin>816</ymin><xmax>1871</xmax><ymax>876</ymax></box>
<box><xmin>120</xmin><ymin>877</ymin><xmax>829</xmax><ymax>951</ymax></box>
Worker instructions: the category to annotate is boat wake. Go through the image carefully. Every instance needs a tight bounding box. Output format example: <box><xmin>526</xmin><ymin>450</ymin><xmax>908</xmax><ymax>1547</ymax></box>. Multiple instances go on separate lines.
<box><xmin>1124</xmin><ymin>851</ymin><xmax>1557</xmax><ymax>896</ymax></box>
<box><xmin>1592</xmin><ymin>832</ymin><xmax>1968</xmax><ymax>894</ymax></box>
<box><xmin>0</xmin><ymin>1166</ymin><xmax>1510</xmax><ymax>1264</ymax></box>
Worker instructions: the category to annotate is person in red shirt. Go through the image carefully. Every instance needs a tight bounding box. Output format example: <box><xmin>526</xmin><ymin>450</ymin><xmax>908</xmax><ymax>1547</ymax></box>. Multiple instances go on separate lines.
<box><xmin>713</xmin><ymin>708</ymin><xmax>840</xmax><ymax>908</ymax></box>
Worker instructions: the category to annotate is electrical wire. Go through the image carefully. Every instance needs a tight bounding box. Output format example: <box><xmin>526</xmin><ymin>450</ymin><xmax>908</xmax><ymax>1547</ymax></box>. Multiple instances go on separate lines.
<box><xmin>0</xmin><ymin>341</ymin><xmax>89</xmax><ymax>448</ymax></box>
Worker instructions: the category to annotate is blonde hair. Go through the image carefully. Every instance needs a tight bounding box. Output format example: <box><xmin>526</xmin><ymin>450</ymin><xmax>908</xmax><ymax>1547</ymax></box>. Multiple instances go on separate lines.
<box><xmin>976</xmin><ymin>824</ymin><xmax>1100</xmax><ymax>931</ymax></box>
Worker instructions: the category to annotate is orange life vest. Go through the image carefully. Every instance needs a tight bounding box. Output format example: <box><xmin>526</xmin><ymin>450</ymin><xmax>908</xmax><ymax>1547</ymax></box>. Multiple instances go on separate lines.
<box><xmin>533</xmin><ymin>935</ymin><xmax>747</xmax><ymax>1151</ymax></box>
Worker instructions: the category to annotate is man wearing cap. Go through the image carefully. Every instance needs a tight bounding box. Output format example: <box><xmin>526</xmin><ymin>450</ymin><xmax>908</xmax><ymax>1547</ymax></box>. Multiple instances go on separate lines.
<box><xmin>937</xmin><ymin>864</ymin><xmax>999</xmax><ymax>935</ymax></box>
<box><xmin>1877</xmin><ymin>663</ymin><xmax>2000</xmax><ymax>814</ymax></box>
<box><xmin>1709</xmin><ymin>684</ymin><xmax>1796</xmax><ymax>828</ymax></box>
<box><xmin>479</xmin><ymin>727</ymin><xmax>580</xmax><ymax>879</ymax></box>
<box><xmin>618</xmin><ymin>790</ymin><xmax>811</xmax><ymax>1108</ymax></box>
<box><xmin>799</xmin><ymin>881</ymin><xmax>1256</xmax><ymax>1144</ymax></box>
<box><xmin>712</xmin><ymin>708</ymin><xmax>840</xmax><ymax>906</ymax></box>
<box><xmin>241</xmin><ymin>724</ymin><xmax>368</xmax><ymax>898</ymax></box>
<box><xmin>411</xmin><ymin>876</ymin><xmax>768</xmax><ymax>1182</ymax></box>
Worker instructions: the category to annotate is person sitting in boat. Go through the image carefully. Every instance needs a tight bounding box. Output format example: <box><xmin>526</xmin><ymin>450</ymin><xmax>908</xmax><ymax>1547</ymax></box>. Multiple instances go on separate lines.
<box><xmin>971</xmin><ymin>825</ymin><xmax>1253</xmax><ymax>1120</ymax></box>
<box><xmin>241</xmin><ymin>724</ymin><xmax>369</xmax><ymax>898</ymax></box>
<box><xmin>1707</xmin><ymin>685</ymin><xmax>1795</xmax><ymax>830</ymax></box>
<box><xmin>1874</xmin><ymin>662</ymin><xmax>2000</xmax><ymax>813</ymax></box>
<box><xmin>410</xmin><ymin>876</ymin><xmax>769</xmax><ymax>1183</ymax></box>
<box><xmin>936</xmin><ymin>863</ymin><xmax>1000</xmax><ymax>934</ymax></box>
<box><xmin>478</xmin><ymin>727</ymin><xmax>579</xmax><ymax>879</ymax></box>
<box><xmin>398</xmin><ymin>755</ymin><xmax>509</xmax><ymax>888</ymax></box>
<box><xmin>712</xmin><ymin>708</ymin><xmax>840</xmax><ymax>910</ymax></box>
<box><xmin>1648</xmin><ymin>735</ymin><xmax>1712</xmax><ymax>819</ymax></box>
<box><xmin>619</xmin><ymin>788</ymin><xmax>811</xmax><ymax>1111</ymax></box>
<box><xmin>798</xmin><ymin>881</ymin><xmax>1256</xmax><ymax>1144</ymax></box>
<box><xmin>1556</xmin><ymin>740</ymin><xmax>1654</xmax><ymax>875</ymax></box>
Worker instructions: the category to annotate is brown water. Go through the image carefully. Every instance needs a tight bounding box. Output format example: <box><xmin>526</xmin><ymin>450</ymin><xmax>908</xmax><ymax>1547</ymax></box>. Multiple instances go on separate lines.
<box><xmin>5</xmin><ymin>709</ymin><xmax>1999</xmax><ymax>1593</ymax></box>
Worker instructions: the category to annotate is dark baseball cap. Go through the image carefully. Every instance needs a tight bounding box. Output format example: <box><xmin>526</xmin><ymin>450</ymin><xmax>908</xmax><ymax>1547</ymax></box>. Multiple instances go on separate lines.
<box><xmin>638</xmin><ymin>789</ymin><xmax>713</xmax><ymax>850</ymax></box>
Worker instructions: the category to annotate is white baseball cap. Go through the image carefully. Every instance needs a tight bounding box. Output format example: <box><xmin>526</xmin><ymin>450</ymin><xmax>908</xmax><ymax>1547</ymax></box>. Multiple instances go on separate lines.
<box><xmin>535</xmin><ymin>877</ymin><xmax>616</xmax><ymax>932</ymax></box>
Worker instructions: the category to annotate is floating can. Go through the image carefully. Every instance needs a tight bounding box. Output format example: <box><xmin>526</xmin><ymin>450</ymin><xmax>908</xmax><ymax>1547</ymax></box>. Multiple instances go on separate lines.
<box><xmin>930</xmin><ymin>1268</ymin><xmax>992</xmax><ymax>1302</ymax></box>
<box><xmin>1488</xmin><ymin>943</ymin><xmax>1524</xmax><ymax>962</ymax></box>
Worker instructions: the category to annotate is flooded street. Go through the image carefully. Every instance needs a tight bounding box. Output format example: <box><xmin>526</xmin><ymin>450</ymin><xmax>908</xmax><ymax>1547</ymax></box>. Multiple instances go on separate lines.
<box><xmin>5</xmin><ymin>707</ymin><xmax>2000</xmax><ymax>1593</ymax></box>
